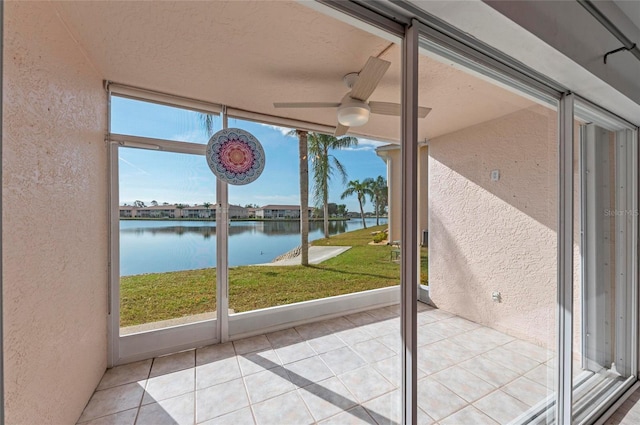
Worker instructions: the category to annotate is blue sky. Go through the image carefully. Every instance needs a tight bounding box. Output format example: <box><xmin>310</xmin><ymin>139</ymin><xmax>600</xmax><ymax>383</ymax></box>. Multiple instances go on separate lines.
<box><xmin>112</xmin><ymin>96</ymin><xmax>388</xmax><ymax>213</ymax></box>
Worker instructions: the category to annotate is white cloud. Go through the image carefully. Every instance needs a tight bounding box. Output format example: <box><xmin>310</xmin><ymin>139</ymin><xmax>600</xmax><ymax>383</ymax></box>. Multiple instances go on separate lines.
<box><xmin>171</xmin><ymin>129</ymin><xmax>209</xmax><ymax>143</ymax></box>
<box><xmin>342</xmin><ymin>138</ymin><xmax>388</xmax><ymax>152</ymax></box>
<box><xmin>261</xmin><ymin>124</ymin><xmax>295</xmax><ymax>137</ymax></box>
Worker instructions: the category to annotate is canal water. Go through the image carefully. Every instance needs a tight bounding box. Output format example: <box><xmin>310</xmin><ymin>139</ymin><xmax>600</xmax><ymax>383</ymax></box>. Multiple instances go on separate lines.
<box><xmin>120</xmin><ymin>218</ymin><xmax>387</xmax><ymax>276</ymax></box>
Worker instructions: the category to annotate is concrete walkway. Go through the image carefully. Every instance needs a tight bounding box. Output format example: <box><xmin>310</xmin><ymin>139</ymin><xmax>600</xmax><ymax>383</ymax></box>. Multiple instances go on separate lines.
<box><xmin>257</xmin><ymin>246</ymin><xmax>351</xmax><ymax>266</ymax></box>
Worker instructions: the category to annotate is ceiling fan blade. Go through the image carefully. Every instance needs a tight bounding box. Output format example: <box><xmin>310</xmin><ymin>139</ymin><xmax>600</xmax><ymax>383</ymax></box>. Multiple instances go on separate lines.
<box><xmin>369</xmin><ymin>101</ymin><xmax>432</xmax><ymax>118</ymax></box>
<box><xmin>273</xmin><ymin>102</ymin><xmax>340</xmax><ymax>108</ymax></box>
<box><xmin>335</xmin><ymin>123</ymin><xmax>350</xmax><ymax>137</ymax></box>
<box><xmin>369</xmin><ymin>101</ymin><xmax>400</xmax><ymax>116</ymax></box>
<box><xmin>350</xmin><ymin>56</ymin><xmax>391</xmax><ymax>102</ymax></box>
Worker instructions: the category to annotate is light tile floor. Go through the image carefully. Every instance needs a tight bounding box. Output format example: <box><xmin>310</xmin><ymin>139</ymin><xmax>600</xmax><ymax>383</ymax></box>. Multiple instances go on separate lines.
<box><xmin>78</xmin><ymin>303</ymin><xmax>558</xmax><ymax>425</ymax></box>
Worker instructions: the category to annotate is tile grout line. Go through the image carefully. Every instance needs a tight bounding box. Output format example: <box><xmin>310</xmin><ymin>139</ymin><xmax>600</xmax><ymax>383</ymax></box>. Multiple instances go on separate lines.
<box><xmin>238</xmin><ymin>336</ymin><xmax>266</xmax><ymax>425</ymax></box>
<box><xmin>192</xmin><ymin>364</ymin><xmax>196</xmax><ymax>425</ymax></box>
<box><xmin>132</xmin><ymin>358</ymin><xmax>154</xmax><ymax>425</ymax></box>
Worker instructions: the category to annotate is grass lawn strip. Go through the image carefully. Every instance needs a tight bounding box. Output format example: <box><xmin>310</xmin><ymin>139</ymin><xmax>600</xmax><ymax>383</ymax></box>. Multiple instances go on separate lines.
<box><xmin>120</xmin><ymin>225</ymin><xmax>428</xmax><ymax>327</ymax></box>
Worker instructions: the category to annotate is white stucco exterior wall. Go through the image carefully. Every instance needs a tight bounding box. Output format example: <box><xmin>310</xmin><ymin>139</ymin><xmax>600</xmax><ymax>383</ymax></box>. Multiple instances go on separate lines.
<box><xmin>429</xmin><ymin>105</ymin><xmax>559</xmax><ymax>347</ymax></box>
<box><xmin>378</xmin><ymin>145</ymin><xmax>429</xmax><ymax>244</ymax></box>
<box><xmin>3</xmin><ymin>2</ymin><xmax>108</xmax><ymax>423</ymax></box>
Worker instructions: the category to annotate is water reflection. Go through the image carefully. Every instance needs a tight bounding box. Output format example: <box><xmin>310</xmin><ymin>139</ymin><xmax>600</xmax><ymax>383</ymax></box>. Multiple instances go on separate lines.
<box><xmin>120</xmin><ymin>220</ymin><xmax>349</xmax><ymax>238</ymax></box>
<box><xmin>119</xmin><ymin>218</ymin><xmax>386</xmax><ymax>275</ymax></box>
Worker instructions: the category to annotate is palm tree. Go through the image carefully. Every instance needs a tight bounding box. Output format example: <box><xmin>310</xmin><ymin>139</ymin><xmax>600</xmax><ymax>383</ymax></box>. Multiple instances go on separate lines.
<box><xmin>203</xmin><ymin>202</ymin><xmax>212</xmax><ymax>219</ymax></box>
<box><xmin>341</xmin><ymin>180</ymin><xmax>373</xmax><ymax>228</ymax></box>
<box><xmin>364</xmin><ymin>176</ymin><xmax>388</xmax><ymax>226</ymax></box>
<box><xmin>307</xmin><ymin>132</ymin><xmax>358</xmax><ymax>238</ymax></box>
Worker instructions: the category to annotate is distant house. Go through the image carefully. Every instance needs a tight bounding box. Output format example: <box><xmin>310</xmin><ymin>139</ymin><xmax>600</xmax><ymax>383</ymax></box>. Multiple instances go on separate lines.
<box><xmin>119</xmin><ymin>206</ymin><xmax>135</xmax><ymax>218</ymax></box>
<box><xmin>120</xmin><ymin>204</ymin><xmax>248</xmax><ymax>219</ymax></box>
<box><xmin>144</xmin><ymin>205</ymin><xmax>181</xmax><ymax>218</ymax></box>
<box><xmin>182</xmin><ymin>205</ymin><xmax>214</xmax><ymax>219</ymax></box>
<box><xmin>256</xmin><ymin>205</ymin><xmax>314</xmax><ymax>219</ymax></box>
<box><xmin>228</xmin><ymin>204</ymin><xmax>249</xmax><ymax>219</ymax></box>
<box><xmin>119</xmin><ymin>204</ymin><xmax>182</xmax><ymax>218</ymax></box>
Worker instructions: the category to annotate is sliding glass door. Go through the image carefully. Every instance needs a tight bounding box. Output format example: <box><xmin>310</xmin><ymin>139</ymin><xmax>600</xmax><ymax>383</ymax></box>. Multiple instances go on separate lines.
<box><xmin>416</xmin><ymin>30</ymin><xmax>560</xmax><ymax>424</ymax></box>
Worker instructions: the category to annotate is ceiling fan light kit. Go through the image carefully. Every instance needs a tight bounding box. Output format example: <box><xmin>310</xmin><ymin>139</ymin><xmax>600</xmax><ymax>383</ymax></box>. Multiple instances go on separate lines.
<box><xmin>337</xmin><ymin>98</ymin><xmax>371</xmax><ymax>127</ymax></box>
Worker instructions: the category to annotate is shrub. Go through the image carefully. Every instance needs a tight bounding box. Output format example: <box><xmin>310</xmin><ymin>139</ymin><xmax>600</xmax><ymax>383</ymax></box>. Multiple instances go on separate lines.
<box><xmin>373</xmin><ymin>232</ymin><xmax>387</xmax><ymax>243</ymax></box>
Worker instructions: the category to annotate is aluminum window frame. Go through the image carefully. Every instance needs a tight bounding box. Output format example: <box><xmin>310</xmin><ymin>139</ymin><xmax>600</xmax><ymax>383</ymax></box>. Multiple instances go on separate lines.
<box><xmin>574</xmin><ymin>96</ymin><xmax>639</xmax><ymax>424</ymax></box>
<box><xmin>107</xmin><ymin>130</ymin><xmax>219</xmax><ymax>366</ymax></box>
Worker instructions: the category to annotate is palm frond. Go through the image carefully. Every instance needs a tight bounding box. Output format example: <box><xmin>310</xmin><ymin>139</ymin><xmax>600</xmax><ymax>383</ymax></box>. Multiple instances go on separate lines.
<box><xmin>331</xmin><ymin>136</ymin><xmax>358</xmax><ymax>149</ymax></box>
<box><xmin>341</xmin><ymin>187</ymin><xmax>355</xmax><ymax>199</ymax></box>
<box><xmin>331</xmin><ymin>156</ymin><xmax>348</xmax><ymax>185</ymax></box>
<box><xmin>306</xmin><ymin>132</ymin><xmax>359</xmax><ymax>211</ymax></box>
<box><xmin>199</xmin><ymin>114</ymin><xmax>217</xmax><ymax>137</ymax></box>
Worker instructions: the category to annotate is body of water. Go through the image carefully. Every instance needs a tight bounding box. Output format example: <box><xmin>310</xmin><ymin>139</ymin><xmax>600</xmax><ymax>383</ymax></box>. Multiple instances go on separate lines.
<box><xmin>120</xmin><ymin>218</ymin><xmax>387</xmax><ymax>276</ymax></box>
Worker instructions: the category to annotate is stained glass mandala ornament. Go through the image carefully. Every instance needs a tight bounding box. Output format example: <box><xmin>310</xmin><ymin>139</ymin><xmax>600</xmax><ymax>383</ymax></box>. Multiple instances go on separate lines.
<box><xmin>206</xmin><ymin>128</ymin><xmax>265</xmax><ymax>185</ymax></box>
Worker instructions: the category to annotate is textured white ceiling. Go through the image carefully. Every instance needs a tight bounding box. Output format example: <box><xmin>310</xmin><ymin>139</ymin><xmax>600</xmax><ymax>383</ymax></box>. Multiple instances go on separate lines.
<box><xmin>54</xmin><ymin>0</ymin><xmax>536</xmax><ymax>142</ymax></box>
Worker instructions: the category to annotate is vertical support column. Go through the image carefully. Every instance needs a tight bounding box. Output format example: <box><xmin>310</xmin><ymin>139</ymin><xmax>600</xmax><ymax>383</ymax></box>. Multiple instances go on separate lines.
<box><xmin>216</xmin><ymin>107</ymin><xmax>230</xmax><ymax>342</ymax></box>
<box><xmin>108</xmin><ymin>141</ymin><xmax>121</xmax><ymax>367</ymax></box>
<box><xmin>1</xmin><ymin>2</ymin><xmax>4</xmax><ymax>417</ymax></box>
<box><xmin>401</xmin><ymin>19</ymin><xmax>419</xmax><ymax>425</ymax></box>
<box><xmin>107</xmin><ymin>86</ymin><xmax>120</xmax><ymax>367</ymax></box>
<box><xmin>557</xmin><ymin>92</ymin><xmax>574</xmax><ymax>424</ymax></box>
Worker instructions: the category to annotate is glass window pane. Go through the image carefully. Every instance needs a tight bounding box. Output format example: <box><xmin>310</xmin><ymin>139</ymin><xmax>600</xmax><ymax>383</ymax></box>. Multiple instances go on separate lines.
<box><xmin>111</xmin><ymin>95</ymin><xmax>219</xmax><ymax>144</ymax></box>
<box><xmin>118</xmin><ymin>148</ymin><xmax>217</xmax><ymax>335</ymax></box>
<box><xmin>226</xmin><ymin>118</ymin><xmax>396</xmax><ymax>314</ymax></box>
<box><xmin>417</xmin><ymin>38</ymin><xmax>559</xmax><ymax>424</ymax></box>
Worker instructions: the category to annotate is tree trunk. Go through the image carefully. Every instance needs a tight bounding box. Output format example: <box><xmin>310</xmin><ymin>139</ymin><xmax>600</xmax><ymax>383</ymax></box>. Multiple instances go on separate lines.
<box><xmin>359</xmin><ymin>199</ymin><xmax>367</xmax><ymax>228</ymax></box>
<box><xmin>323</xmin><ymin>191</ymin><xmax>330</xmax><ymax>239</ymax></box>
<box><xmin>375</xmin><ymin>198</ymin><xmax>380</xmax><ymax>226</ymax></box>
<box><xmin>323</xmin><ymin>146</ymin><xmax>330</xmax><ymax>239</ymax></box>
<box><xmin>298</xmin><ymin>130</ymin><xmax>309</xmax><ymax>266</ymax></box>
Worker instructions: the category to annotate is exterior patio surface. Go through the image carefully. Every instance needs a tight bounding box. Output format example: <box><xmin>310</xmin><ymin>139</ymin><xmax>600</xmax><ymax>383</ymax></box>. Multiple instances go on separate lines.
<box><xmin>604</xmin><ymin>387</ymin><xmax>640</xmax><ymax>425</ymax></box>
<box><xmin>77</xmin><ymin>302</ymin><xmax>556</xmax><ymax>425</ymax></box>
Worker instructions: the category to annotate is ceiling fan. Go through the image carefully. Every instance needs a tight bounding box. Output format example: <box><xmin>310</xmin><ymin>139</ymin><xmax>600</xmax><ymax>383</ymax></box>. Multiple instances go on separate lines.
<box><xmin>274</xmin><ymin>56</ymin><xmax>431</xmax><ymax>136</ymax></box>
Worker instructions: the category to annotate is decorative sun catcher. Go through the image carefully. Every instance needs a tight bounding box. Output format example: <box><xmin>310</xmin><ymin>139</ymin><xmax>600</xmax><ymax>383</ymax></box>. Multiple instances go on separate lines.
<box><xmin>206</xmin><ymin>128</ymin><xmax>265</xmax><ymax>185</ymax></box>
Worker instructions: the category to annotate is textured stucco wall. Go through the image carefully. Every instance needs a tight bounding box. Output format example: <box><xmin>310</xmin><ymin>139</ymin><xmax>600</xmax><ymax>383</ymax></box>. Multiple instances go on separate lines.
<box><xmin>3</xmin><ymin>2</ymin><xmax>108</xmax><ymax>424</ymax></box>
<box><xmin>429</xmin><ymin>105</ymin><xmax>559</xmax><ymax>347</ymax></box>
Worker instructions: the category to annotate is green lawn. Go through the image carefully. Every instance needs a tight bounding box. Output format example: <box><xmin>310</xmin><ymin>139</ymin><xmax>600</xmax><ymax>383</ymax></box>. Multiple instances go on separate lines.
<box><xmin>120</xmin><ymin>225</ymin><xmax>428</xmax><ymax>327</ymax></box>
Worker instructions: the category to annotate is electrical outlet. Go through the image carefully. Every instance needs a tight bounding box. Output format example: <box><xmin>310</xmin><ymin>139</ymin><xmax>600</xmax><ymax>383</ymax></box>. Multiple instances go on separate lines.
<box><xmin>491</xmin><ymin>170</ymin><xmax>500</xmax><ymax>181</ymax></box>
